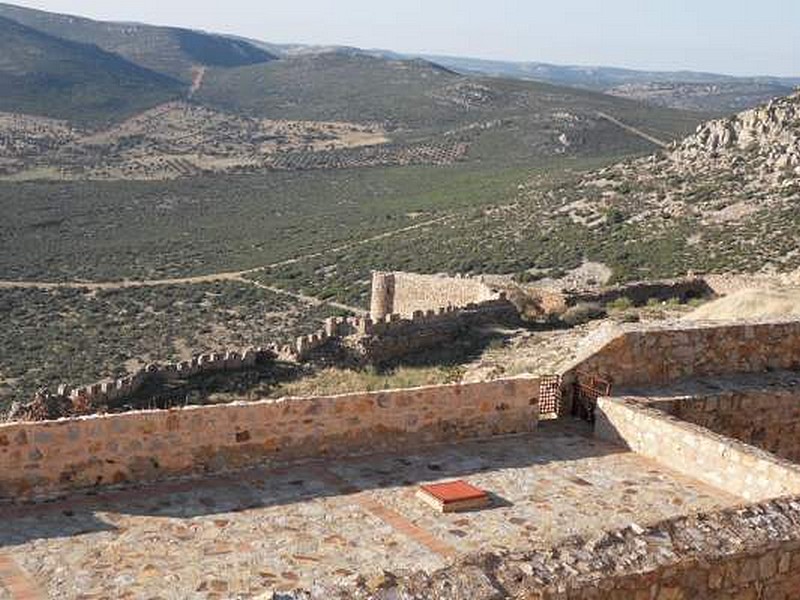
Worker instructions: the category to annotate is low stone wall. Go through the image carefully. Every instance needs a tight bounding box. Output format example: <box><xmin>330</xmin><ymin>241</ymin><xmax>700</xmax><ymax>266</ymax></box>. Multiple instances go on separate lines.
<box><xmin>568</xmin><ymin>276</ymin><xmax>713</xmax><ymax>308</ymax></box>
<box><xmin>524</xmin><ymin>276</ymin><xmax>713</xmax><ymax>317</ymax></box>
<box><xmin>595</xmin><ymin>396</ymin><xmax>800</xmax><ymax>502</ymax></box>
<box><xmin>670</xmin><ymin>387</ymin><xmax>800</xmax><ymax>463</ymax></box>
<box><xmin>313</xmin><ymin>497</ymin><xmax>800</xmax><ymax>599</ymax></box>
<box><xmin>563</xmin><ymin>318</ymin><xmax>800</xmax><ymax>388</ymax></box>
<box><xmin>370</xmin><ymin>271</ymin><xmax>501</xmax><ymax>320</ymax></box>
<box><xmin>0</xmin><ymin>377</ymin><xmax>539</xmax><ymax>501</ymax></box>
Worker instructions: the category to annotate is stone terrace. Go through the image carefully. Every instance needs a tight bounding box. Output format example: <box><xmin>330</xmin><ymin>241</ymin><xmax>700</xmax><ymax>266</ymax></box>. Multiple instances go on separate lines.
<box><xmin>0</xmin><ymin>421</ymin><xmax>739</xmax><ymax>599</ymax></box>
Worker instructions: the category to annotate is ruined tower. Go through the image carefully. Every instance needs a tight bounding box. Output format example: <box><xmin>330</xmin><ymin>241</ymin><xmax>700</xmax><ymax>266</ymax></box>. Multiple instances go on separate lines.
<box><xmin>370</xmin><ymin>271</ymin><xmax>396</xmax><ymax>321</ymax></box>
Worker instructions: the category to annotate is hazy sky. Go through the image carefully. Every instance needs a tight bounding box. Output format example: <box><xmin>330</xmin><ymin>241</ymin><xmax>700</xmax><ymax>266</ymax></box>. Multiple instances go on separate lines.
<box><xmin>9</xmin><ymin>0</ymin><xmax>800</xmax><ymax>77</ymax></box>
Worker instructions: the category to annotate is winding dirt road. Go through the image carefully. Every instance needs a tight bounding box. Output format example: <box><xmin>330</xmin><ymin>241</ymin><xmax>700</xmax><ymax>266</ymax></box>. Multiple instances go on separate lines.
<box><xmin>596</xmin><ymin>111</ymin><xmax>670</xmax><ymax>149</ymax></box>
<box><xmin>0</xmin><ymin>215</ymin><xmax>450</xmax><ymax>312</ymax></box>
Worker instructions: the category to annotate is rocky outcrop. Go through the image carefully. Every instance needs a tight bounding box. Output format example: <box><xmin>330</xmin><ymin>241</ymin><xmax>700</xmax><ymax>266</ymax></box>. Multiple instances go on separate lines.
<box><xmin>671</xmin><ymin>91</ymin><xmax>800</xmax><ymax>179</ymax></box>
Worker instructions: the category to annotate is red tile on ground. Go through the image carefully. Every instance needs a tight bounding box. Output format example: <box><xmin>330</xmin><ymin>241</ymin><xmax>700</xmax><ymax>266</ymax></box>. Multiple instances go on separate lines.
<box><xmin>417</xmin><ymin>480</ymin><xmax>490</xmax><ymax>512</ymax></box>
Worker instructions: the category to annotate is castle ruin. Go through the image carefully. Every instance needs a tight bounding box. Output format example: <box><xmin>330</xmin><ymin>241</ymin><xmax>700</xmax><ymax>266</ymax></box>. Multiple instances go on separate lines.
<box><xmin>3</xmin><ymin>274</ymin><xmax>800</xmax><ymax>598</ymax></box>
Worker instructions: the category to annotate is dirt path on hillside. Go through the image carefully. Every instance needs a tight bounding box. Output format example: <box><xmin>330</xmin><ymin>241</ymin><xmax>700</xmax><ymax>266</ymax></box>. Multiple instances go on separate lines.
<box><xmin>596</xmin><ymin>111</ymin><xmax>669</xmax><ymax>149</ymax></box>
<box><xmin>247</xmin><ymin>280</ymin><xmax>366</xmax><ymax>315</ymax></box>
<box><xmin>0</xmin><ymin>215</ymin><xmax>450</xmax><ymax>291</ymax></box>
<box><xmin>0</xmin><ymin>215</ymin><xmax>449</xmax><ymax>312</ymax></box>
<box><xmin>188</xmin><ymin>66</ymin><xmax>207</xmax><ymax>98</ymax></box>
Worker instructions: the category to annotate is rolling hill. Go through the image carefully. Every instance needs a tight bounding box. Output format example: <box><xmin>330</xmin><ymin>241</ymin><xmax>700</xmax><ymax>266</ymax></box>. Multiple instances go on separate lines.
<box><xmin>0</xmin><ymin>2</ymin><xmax>276</xmax><ymax>82</ymax></box>
<box><xmin>0</xmin><ymin>16</ymin><xmax>181</xmax><ymax>125</ymax></box>
<box><xmin>251</xmin><ymin>43</ymin><xmax>800</xmax><ymax>114</ymax></box>
<box><xmin>0</xmin><ymin>55</ymin><xmax>704</xmax><ymax>180</ymax></box>
<box><xmin>195</xmin><ymin>51</ymin><xmax>704</xmax><ymax>161</ymax></box>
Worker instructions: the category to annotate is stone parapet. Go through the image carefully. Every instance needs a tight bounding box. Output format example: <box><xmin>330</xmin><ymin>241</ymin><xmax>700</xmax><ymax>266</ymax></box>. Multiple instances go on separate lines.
<box><xmin>595</xmin><ymin>395</ymin><xmax>800</xmax><ymax>502</ymax></box>
<box><xmin>0</xmin><ymin>377</ymin><xmax>539</xmax><ymax>501</ymax></box>
<box><xmin>561</xmin><ymin>318</ymin><xmax>800</xmax><ymax>389</ymax></box>
<box><xmin>317</xmin><ymin>497</ymin><xmax>800</xmax><ymax>598</ymax></box>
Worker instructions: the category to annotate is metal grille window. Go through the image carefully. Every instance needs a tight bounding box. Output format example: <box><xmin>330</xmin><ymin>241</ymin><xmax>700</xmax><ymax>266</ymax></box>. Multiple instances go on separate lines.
<box><xmin>538</xmin><ymin>375</ymin><xmax>563</xmax><ymax>416</ymax></box>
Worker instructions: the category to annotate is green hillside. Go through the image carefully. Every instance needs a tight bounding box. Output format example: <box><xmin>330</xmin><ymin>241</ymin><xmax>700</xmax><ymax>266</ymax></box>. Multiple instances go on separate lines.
<box><xmin>0</xmin><ymin>16</ymin><xmax>181</xmax><ymax>125</ymax></box>
<box><xmin>197</xmin><ymin>53</ymin><xmax>462</xmax><ymax>130</ymax></box>
<box><xmin>197</xmin><ymin>52</ymin><xmax>704</xmax><ymax>164</ymax></box>
<box><xmin>0</xmin><ymin>2</ymin><xmax>275</xmax><ymax>82</ymax></box>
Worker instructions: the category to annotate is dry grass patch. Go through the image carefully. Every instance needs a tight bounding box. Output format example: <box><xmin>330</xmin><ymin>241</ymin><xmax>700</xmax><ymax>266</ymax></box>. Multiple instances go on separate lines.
<box><xmin>686</xmin><ymin>287</ymin><xmax>800</xmax><ymax>321</ymax></box>
<box><xmin>269</xmin><ymin>365</ymin><xmax>456</xmax><ymax>398</ymax></box>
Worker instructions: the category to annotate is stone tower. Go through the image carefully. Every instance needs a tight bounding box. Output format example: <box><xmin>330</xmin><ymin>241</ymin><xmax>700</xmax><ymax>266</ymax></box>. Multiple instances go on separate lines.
<box><xmin>370</xmin><ymin>271</ymin><xmax>396</xmax><ymax>321</ymax></box>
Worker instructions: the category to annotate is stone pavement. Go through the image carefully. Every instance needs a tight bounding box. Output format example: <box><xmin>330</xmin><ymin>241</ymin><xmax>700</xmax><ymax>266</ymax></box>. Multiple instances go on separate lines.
<box><xmin>0</xmin><ymin>421</ymin><xmax>739</xmax><ymax>599</ymax></box>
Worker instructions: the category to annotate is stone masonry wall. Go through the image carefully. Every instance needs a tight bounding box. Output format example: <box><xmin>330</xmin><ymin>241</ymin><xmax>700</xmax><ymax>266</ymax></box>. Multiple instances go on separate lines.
<box><xmin>370</xmin><ymin>271</ymin><xmax>501</xmax><ymax>320</ymax></box>
<box><xmin>595</xmin><ymin>396</ymin><xmax>800</xmax><ymax>502</ymax></box>
<box><xmin>567</xmin><ymin>276</ymin><xmax>713</xmax><ymax>308</ymax></box>
<box><xmin>16</xmin><ymin>346</ymin><xmax>275</xmax><ymax>421</ymax></box>
<box><xmin>562</xmin><ymin>319</ymin><xmax>800</xmax><ymax>389</ymax></box>
<box><xmin>672</xmin><ymin>388</ymin><xmax>800</xmax><ymax>464</ymax></box>
<box><xmin>334</xmin><ymin>497</ymin><xmax>800</xmax><ymax>599</ymax></box>
<box><xmin>17</xmin><ymin>299</ymin><xmax>520</xmax><ymax>420</ymax></box>
<box><xmin>352</xmin><ymin>299</ymin><xmax>520</xmax><ymax>363</ymax></box>
<box><xmin>0</xmin><ymin>377</ymin><xmax>539</xmax><ymax>501</ymax></box>
<box><xmin>524</xmin><ymin>276</ymin><xmax>713</xmax><ymax>317</ymax></box>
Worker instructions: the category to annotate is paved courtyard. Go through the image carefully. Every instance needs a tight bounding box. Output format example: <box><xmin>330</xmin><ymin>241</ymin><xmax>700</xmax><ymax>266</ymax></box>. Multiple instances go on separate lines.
<box><xmin>0</xmin><ymin>421</ymin><xmax>740</xmax><ymax>599</ymax></box>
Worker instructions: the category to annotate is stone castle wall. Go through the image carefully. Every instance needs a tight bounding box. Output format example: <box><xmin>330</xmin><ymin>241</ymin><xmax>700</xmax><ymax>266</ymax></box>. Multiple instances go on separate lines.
<box><xmin>20</xmin><ymin>346</ymin><xmax>276</xmax><ymax>420</ymax></box>
<box><xmin>0</xmin><ymin>377</ymin><xmax>539</xmax><ymax>501</ymax></box>
<box><xmin>352</xmin><ymin>298</ymin><xmax>519</xmax><ymax>363</ymax></box>
<box><xmin>323</xmin><ymin>497</ymin><xmax>800</xmax><ymax>598</ymax></box>
<box><xmin>370</xmin><ymin>271</ymin><xmax>501</xmax><ymax>320</ymax></box>
<box><xmin>20</xmin><ymin>297</ymin><xmax>520</xmax><ymax>418</ymax></box>
<box><xmin>562</xmin><ymin>318</ymin><xmax>800</xmax><ymax>389</ymax></box>
<box><xmin>595</xmin><ymin>396</ymin><xmax>800</xmax><ymax>502</ymax></box>
<box><xmin>669</xmin><ymin>388</ymin><xmax>800</xmax><ymax>464</ymax></box>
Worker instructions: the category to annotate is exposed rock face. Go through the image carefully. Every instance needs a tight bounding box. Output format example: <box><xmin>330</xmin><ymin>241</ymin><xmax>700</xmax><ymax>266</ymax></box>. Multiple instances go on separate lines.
<box><xmin>671</xmin><ymin>92</ymin><xmax>800</xmax><ymax>179</ymax></box>
<box><xmin>513</xmin><ymin>91</ymin><xmax>800</xmax><ymax>276</ymax></box>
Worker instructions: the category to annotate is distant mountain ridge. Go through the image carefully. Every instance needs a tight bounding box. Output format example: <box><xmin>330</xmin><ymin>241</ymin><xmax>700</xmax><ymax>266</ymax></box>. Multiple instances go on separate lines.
<box><xmin>0</xmin><ymin>2</ymin><xmax>276</xmax><ymax>82</ymax></box>
<box><xmin>0</xmin><ymin>1</ymin><xmax>796</xmax><ymax>116</ymax></box>
<box><xmin>0</xmin><ymin>15</ymin><xmax>180</xmax><ymax>124</ymax></box>
<box><xmin>251</xmin><ymin>43</ymin><xmax>799</xmax><ymax>114</ymax></box>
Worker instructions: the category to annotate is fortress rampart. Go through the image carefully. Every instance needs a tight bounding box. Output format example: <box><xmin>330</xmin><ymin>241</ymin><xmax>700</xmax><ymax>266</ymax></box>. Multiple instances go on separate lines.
<box><xmin>0</xmin><ymin>377</ymin><xmax>539</xmax><ymax>501</ymax></box>
<box><xmin>19</xmin><ymin>280</ymin><xmax>520</xmax><ymax>418</ymax></box>
<box><xmin>370</xmin><ymin>271</ymin><xmax>502</xmax><ymax>320</ymax></box>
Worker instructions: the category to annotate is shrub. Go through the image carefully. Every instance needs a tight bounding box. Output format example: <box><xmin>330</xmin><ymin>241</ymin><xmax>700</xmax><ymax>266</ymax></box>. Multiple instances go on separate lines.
<box><xmin>606</xmin><ymin>296</ymin><xmax>634</xmax><ymax>312</ymax></box>
<box><xmin>561</xmin><ymin>302</ymin><xmax>606</xmax><ymax>327</ymax></box>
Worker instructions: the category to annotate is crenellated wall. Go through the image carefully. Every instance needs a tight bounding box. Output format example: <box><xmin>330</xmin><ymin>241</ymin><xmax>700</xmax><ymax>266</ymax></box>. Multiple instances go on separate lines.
<box><xmin>15</xmin><ymin>294</ymin><xmax>520</xmax><ymax>420</ymax></box>
<box><xmin>370</xmin><ymin>271</ymin><xmax>502</xmax><ymax>320</ymax></box>
<box><xmin>17</xmin><ymin>346</ymin><xmax>276</xmax><ymax>421</ymax></box>
<box><xmin>352</xmin><ymin>298</ymin><xmax>519</xmax><ymax>363</ymax></box>
<box><xmin>0</xmin><ymin>377</ymin><xmax>539</xmax><ymax>501</ymax></box>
